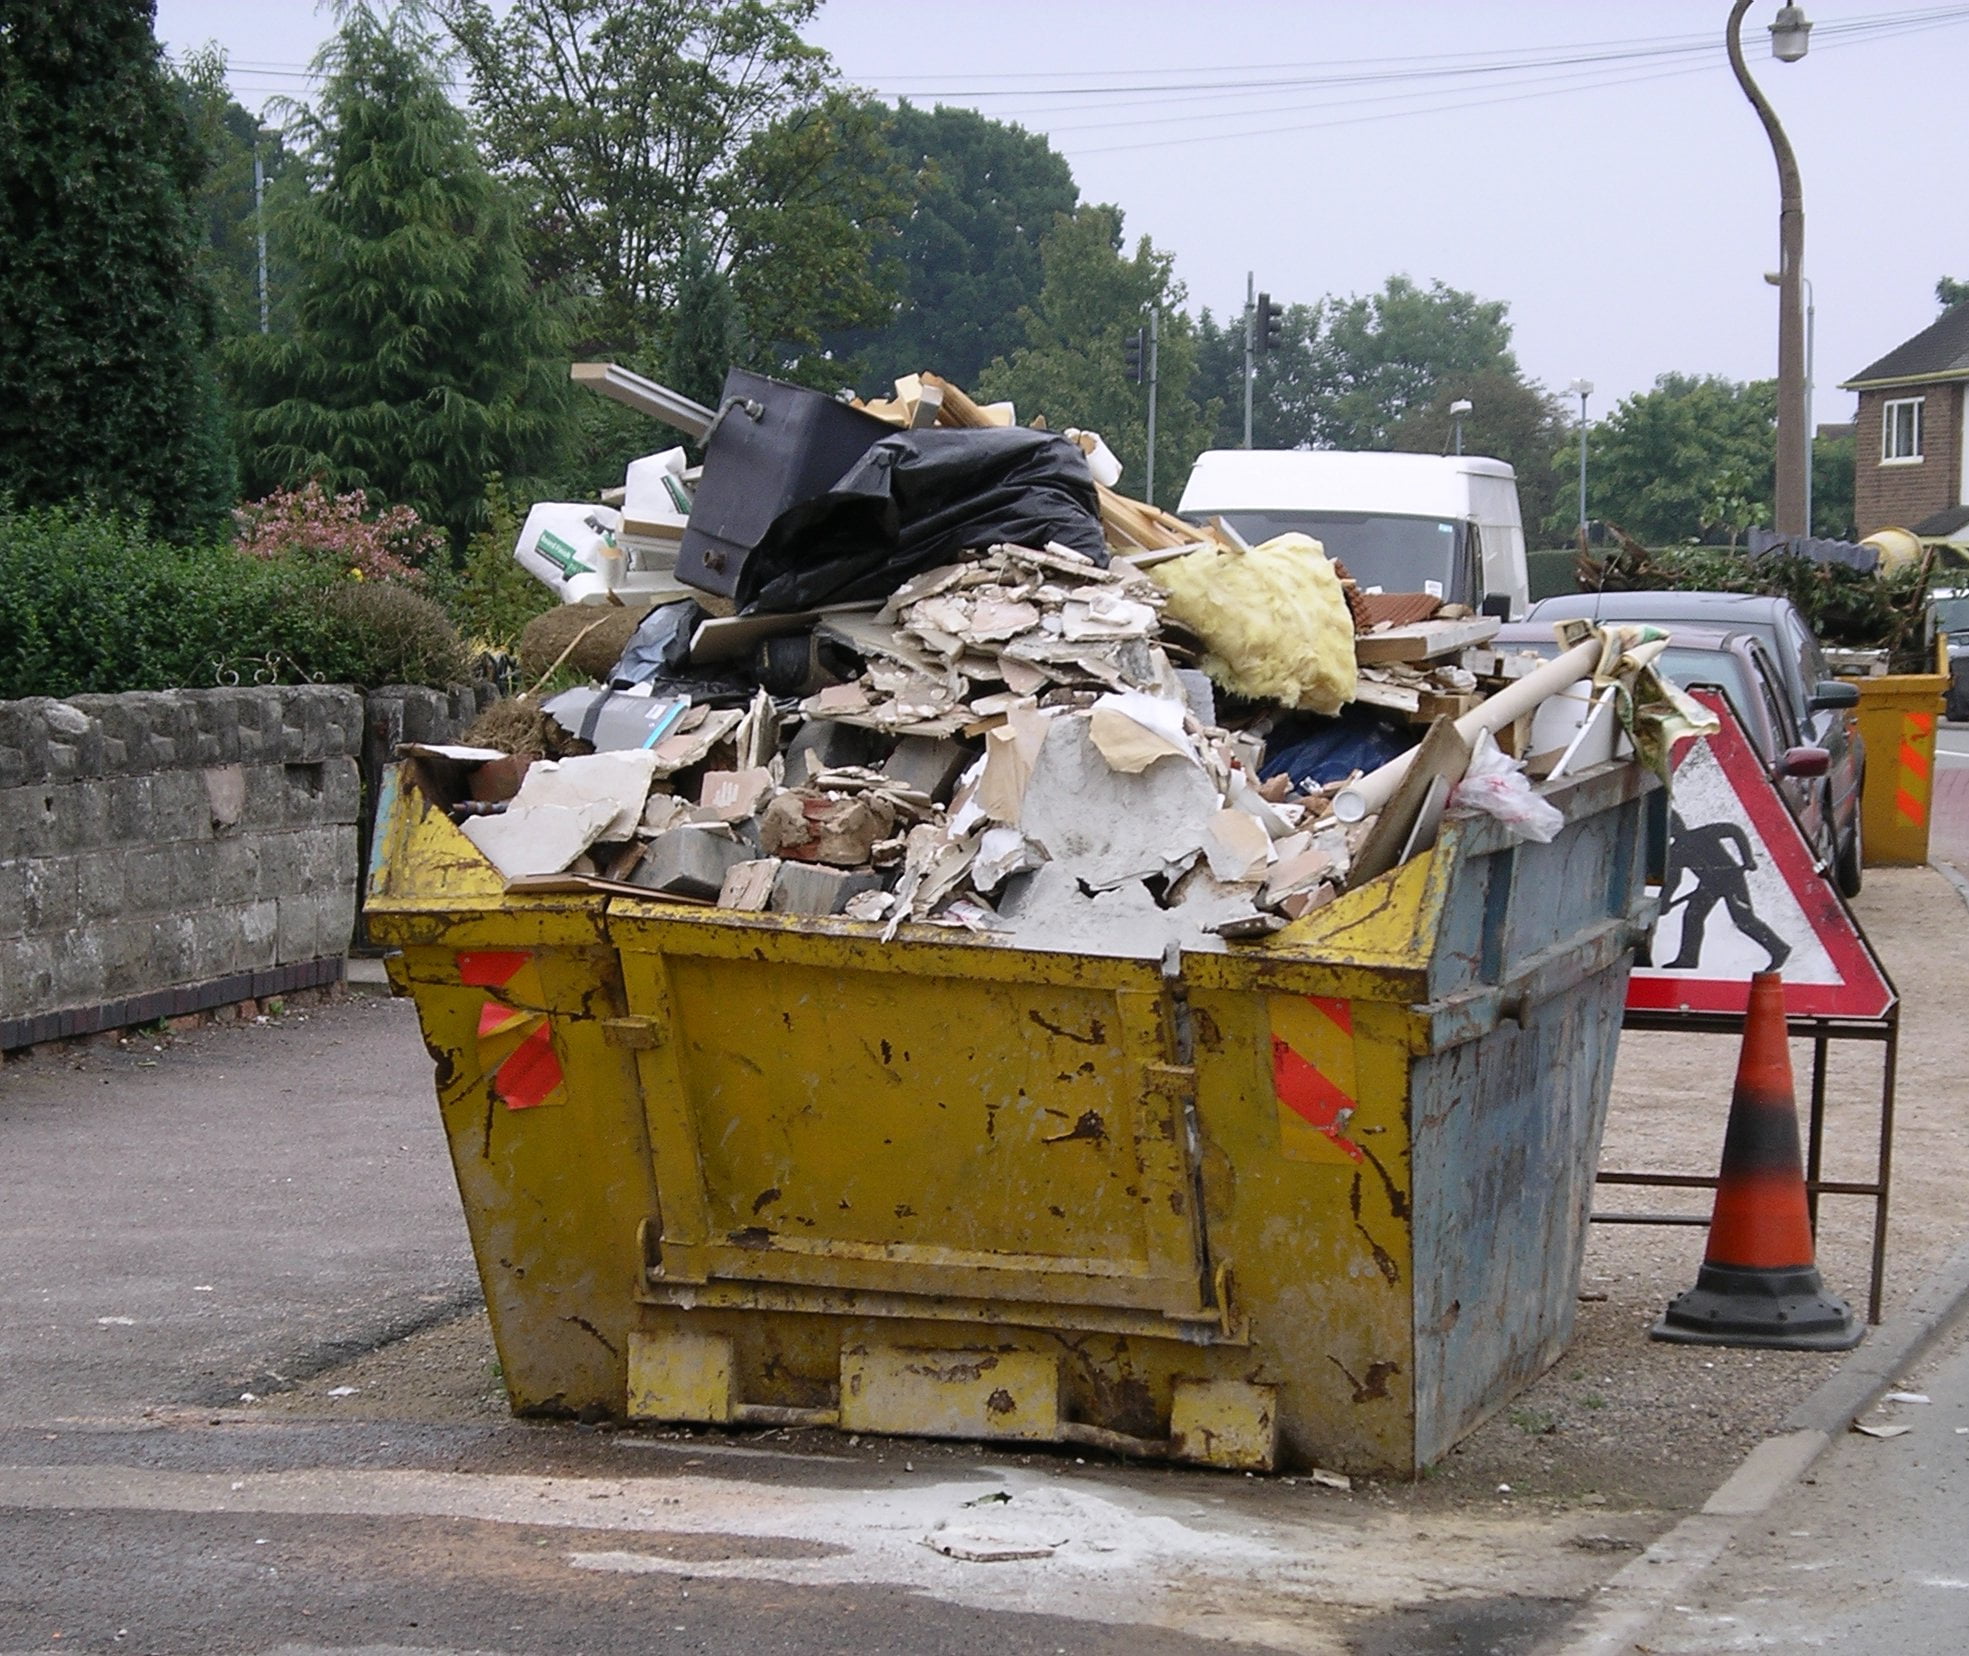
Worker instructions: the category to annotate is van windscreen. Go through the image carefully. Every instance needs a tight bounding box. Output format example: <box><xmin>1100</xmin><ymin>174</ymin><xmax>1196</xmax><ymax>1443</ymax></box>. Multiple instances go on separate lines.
<box><xmin>1217</xmin><ymin>511</ymin><xmax>1466</xmax><ymax>599</ymax></box>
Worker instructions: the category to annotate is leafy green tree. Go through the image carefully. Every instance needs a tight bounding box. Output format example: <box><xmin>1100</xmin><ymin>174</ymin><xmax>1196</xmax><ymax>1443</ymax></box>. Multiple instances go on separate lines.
<box><xmin>1189</xmin><ymin>276</ymin><xmax>1524</xmax><ymax>461</ymax></box>
<box><xmin>1811</xmin><ymin>430</ymin><xmax>1855</xmax><ymax>541</ymax></box>
<box><xmin>227</xmin><ymin>6</ymin><xmax>568</xmax><ymax>557</ymax></box>
<box><xmin>1301</xmin><ymin>276</ymin><xmax>1517</xmax><ymax>449</ymax></box>
<box><xmin>436</xmin><ymin>0</ymin><xmax>905</xmax><ymax>379</ymax></box>
<box><xmin>0</xmin><ymin>1</ymin><xmax>235</xmax><ymax>542</ymax></box>
<box><xmin>664</xmin><ymin>228</ymin><xmax>748</xmax><ymax>407</ymax></box>
<box><xmin>1554</xmin><ymin>374</ymin><xmax>1776</xmax><ymax>546</ymax></box>
<box><xmin>1387</xmin><ymin>370</ymin><xmax>1570</xmax><ymax>541</ymax></box>
<box><xmin>1192</xmin><ymin>300</ymin><xmax>1322</xmax><ymax>452</ymax></box>
<box><xmin>977</xmin><ymin>205</ymin><xmax>1215</xmax><ymax>509</ymax></box>
<box><xmin>827</xmin><ymin>102</ymin><xmax>1078</xmax><ymax>391</ymax></box>
<box><xmin>1937</xmin><ymin>276</ymin><xmax>1969</xmax><ymax>309</ymax></box>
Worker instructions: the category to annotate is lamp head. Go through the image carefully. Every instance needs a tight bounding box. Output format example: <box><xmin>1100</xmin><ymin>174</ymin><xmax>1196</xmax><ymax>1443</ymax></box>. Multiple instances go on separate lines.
<box><xmin>1449</xmin><ymin>399</ymin><xmax>1473</xmax><ymax>417</ymax></box>
<box><xmin>1567</xmin><ymin>378</ymin><xmax>1594</xmax><ymax>399</ymax></box>
<box><xmin>1770</xmin><ymin>4</ymin><xmax>1811</xmax><ymax>63</ymax></box>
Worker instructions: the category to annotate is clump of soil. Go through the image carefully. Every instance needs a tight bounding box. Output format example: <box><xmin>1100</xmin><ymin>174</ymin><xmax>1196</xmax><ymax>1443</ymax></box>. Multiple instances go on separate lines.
<box><xmin>463</xmin><ymin>695</ymin><xmax>576</xmax><ymax>758</ymax></box>
<box><xmin>517</xmin><ymin>602</ymin><xmax>655</xmax><ymax>682</ymax></box>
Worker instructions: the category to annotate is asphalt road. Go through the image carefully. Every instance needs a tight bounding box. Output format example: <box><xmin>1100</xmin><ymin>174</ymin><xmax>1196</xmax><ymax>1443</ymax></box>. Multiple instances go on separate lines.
<box><xmin>1620</xmin><ymin>1312</ymin><xmax>1969</xmax><ymax>1653</ymax></box>
<box><xmin>0</xmin><ymin>996</ymin><xmax>479</xmax><ymax>1421</ymax></box>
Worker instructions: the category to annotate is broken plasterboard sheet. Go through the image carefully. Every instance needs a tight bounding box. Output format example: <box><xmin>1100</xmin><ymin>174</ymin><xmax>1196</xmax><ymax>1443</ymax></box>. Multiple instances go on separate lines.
<box><xmin>461</xmin><ymin>800</ymin><xmax>619</xmax><ymax>880</ymax></box>
<box><xmin>994</xmin><ymin>863</ymin><xmax>1251</xmax><ymax>960</ymax></box>
<box><xmin>651</xmin><ymin>707</ymin><xmax>744</xmax><ymax>775</ymax></box>
<box><xmin>400</xmin><ymin>743</ymin><xmax>510</xmax><ymax>763</ymax></box>
<box><xmin>975</xmin><ymin>701</ymin><xmax>1054</xmax><ymax>825</ymax></box>
<box><xmin>972</xmin><ymin>826</ymin><xmax>1047</xmax><ymax>894</ymax></box>
<box><xmin>510</xmin><ymin>749</ymin><xmax>660</xmax><ymax>840</ymax></box>
<box><xmin>1018</xmin><ymin>714</ymin><xmax>1220</xmax><ymax>890</ymax></box>
<box><xmin>1203</xmin><ymin>808</ymin><xmax>1275</xmax><ymax>883</ymax></box>
<box><xmin>1087</xmin><ymin>690</ymin><xmax>1195</xmax><ymax>774</ymax></box>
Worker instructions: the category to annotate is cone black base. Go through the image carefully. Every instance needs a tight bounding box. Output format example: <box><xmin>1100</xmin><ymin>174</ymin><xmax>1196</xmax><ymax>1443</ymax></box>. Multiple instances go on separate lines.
<box><xmin>1651</xmin><ymin>1262</ymin><xmax>1864</xmax><ymax>1351</ymax></box>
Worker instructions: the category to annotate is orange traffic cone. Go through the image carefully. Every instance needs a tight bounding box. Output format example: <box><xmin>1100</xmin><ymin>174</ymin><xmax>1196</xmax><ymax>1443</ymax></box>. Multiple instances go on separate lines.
<box><xmin>1651</xmin><ymin>972</ymin><xmax>1863</xmax><ymax>1351</ymax></box>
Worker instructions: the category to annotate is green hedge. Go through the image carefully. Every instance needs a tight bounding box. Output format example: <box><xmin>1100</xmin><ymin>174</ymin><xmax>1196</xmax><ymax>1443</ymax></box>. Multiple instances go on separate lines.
<box><xmin>0</xmin><ymin>505</ymin><xmax>465</xmax><ymax>699</ymax></box>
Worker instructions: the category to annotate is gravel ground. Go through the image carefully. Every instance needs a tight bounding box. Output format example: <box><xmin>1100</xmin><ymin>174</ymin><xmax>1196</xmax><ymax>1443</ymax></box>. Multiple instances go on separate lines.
<box><xmin>254</xmin><ymin>866</ymin><xmax>1969</xmax><ymax>1519</ymax></box>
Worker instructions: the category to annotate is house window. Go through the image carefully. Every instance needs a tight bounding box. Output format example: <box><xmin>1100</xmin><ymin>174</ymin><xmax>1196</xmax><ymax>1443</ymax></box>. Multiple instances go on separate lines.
<box><xmin>1882</xmin><ymin>397</ymin><xmax>1924</xmax><ymax>463</ymax></box>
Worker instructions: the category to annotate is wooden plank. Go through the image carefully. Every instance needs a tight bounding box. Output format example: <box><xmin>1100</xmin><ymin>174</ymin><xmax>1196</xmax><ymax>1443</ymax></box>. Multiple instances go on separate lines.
<box><xmin>1353</xmin><ymin>617</ymin><xmax>1501</xmax><ymax>665</ymax></box>
<box><xmin>1347</xmin><ymin>717</ymin><xmax>1470</xmax><ymax>889</ymax></box>
<box><xmin>920</xmin><ymin>373</ymin><xmax>1013</xmax><ymax>429</ymax></box>
<box><xmin>1349</xmin><ymin>676</ymin><xmax>1423</xmax><ymax>714</ymax></box>
<box><xmin>570</xmin><ymin>362</ymin><xmax>714</xmax><ymax>440</ymax></box>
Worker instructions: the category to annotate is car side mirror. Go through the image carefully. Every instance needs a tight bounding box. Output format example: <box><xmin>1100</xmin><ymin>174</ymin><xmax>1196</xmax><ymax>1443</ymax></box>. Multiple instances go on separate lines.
<box><xmin>1809</xmin><ymin>680</ymin><xmax>1859</xmax><ymax>711</ymax></box>
<box><xmin>1478</xmin><ymin>594</ymin><xmax>1513</xmax><ymax>620</ymax></box>
<box><xmin>1775</xmin><ymin>745</ymin><xmax>1830</xmax><ymax>779</ymax></box>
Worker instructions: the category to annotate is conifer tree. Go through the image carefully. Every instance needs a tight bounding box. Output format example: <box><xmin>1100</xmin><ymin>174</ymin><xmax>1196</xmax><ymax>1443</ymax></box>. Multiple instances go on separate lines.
<box><xmin>0</xmin><ymin>1</ymin><xmax>236</xmax><ymax>542</ymax></box>
<box><xmin>230</xmin><ymin>5</ymin><xmax>565</xmax><ymax>556</ymax></box>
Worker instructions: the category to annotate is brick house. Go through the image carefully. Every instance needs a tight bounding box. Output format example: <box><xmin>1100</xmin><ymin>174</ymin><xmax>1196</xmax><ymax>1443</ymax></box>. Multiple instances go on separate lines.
<box><xmin>1840</xmin><ymin>302</ymin><xmax>1969</xmax><ymax>537</ymax></box>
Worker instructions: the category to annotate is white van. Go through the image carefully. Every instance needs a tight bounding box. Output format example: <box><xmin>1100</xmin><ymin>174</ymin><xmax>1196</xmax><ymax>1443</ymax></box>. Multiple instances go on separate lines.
<box><xmin>1176</xmin><ymin>450</ymin><xmax>1530</xmax><ymax>617</ymax></box>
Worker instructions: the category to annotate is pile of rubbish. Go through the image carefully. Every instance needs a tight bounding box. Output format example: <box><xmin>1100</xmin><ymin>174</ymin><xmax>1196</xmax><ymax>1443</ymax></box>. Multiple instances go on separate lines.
<box><xmin>404</xmin><ymin>365</ymin><xmax>1707</xmax><ymax>959</ymax></box>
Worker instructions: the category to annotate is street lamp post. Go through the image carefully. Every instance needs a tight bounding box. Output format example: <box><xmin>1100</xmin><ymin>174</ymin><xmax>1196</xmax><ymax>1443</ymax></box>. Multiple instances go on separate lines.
<box><xmin>1727</xmin><ymin>0</ymin><xmax>1813</xmax><ymax>537</ymax></box>
<box><xmin>1568</xmin><ymin>378</ymin><xmax>1593</xmax><ymax>538</ymax></box>
<box><xmin>1449</xmin><ymin>398</ymin><xmax>1472</xmax><ymax>457</ymax></box>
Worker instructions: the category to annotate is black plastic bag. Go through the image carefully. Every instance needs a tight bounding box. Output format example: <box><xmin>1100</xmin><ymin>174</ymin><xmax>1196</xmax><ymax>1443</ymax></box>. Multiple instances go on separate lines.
<box><xmin>738</xmin><ymin>427</ymin><xmax>1109</xmax><ymax>613</ymax></box>
<box><xmin>609</xmin><ymin>599</ymin><xmax>702</xmax><ymax>685</ymax></box>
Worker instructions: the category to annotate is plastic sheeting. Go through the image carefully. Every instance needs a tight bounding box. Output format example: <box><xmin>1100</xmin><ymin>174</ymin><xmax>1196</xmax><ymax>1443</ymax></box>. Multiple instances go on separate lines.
<box><xmin>737</xmin><ymin>427</ymin><xmax>1109</xmax><ymax>613</ymax></box>
<box><xmin>610</xmin><ymin>600</ymin><xmax>702</xmax><ymax>684</ymax></box>
<box><xmin>1260</xmin><ymin>710</ymin><xmax>1414</xmax><ymax>791</ymax></box>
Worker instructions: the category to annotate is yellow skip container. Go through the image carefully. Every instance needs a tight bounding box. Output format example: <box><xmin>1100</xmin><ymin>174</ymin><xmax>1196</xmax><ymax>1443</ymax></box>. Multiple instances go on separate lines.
<box><xmin>367</xmin><ymin>754</ymin><xmax>1654</xmax><ymax>1475</ymax></box>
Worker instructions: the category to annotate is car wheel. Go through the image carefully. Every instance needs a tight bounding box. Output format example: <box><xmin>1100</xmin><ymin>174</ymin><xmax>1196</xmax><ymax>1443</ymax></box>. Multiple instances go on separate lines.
<box><xmin>1836</xmin><ymin>791</ymin><xmax>1864</xmax><ymax>898</ymax></box>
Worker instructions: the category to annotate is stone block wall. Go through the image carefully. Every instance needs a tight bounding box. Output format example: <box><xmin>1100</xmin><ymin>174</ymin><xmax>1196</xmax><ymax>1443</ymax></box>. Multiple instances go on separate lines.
<box><xmin>0</xmin><ymin>687</ymin><xmax>363</xmax><ymax>1049</ymax></box>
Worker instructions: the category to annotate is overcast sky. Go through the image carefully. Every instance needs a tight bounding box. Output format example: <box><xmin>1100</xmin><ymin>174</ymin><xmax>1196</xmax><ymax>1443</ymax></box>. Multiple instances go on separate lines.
<box><xmin>155</xmin><ymin>0</ymin><xmax>1969</xmax><ymax>425</ymax></box>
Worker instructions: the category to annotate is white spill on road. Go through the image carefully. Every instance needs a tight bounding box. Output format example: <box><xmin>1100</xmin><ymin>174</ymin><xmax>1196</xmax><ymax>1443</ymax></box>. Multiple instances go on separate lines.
<box><xmin>0</xmin><ymin>1458</ymin><xmax>1635</xmax><ymax>1654</ymax></box>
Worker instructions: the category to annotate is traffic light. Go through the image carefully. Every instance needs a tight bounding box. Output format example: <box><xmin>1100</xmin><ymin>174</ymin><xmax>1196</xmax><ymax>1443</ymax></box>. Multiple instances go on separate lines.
<box><xmin>1124</xmin><ymin>326</ymin><xmax>1146</xmax><ymax>383</ymax></box>
<box><xmin>1254</xmin><ymin>292</ymin><xmax>1284</xmax><ymax>354</ymax></box>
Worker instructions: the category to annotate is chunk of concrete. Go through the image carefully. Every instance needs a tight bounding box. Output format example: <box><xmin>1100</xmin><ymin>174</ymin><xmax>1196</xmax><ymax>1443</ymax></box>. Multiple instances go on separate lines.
<box><xmin>767</xmin><ymin>861</ymin><xmax>885</xmax><ymax>916</ymax></box>
<box><xmin>759</xmin><ymin>789</ymin><xmax>896</xmax><ymax>867</ymax></box>
<box><xmin>718</xmin><ymin>857</ymin><xmax>781</xmax><ymax>911</ymax></box>
<box><xmin>1017</xmin><ymin>713</ymin><xmax>1218</xmax><ymax>889</ymax></box>
<box><xmin>629</xmin><ymin>825</ymin><xmax>751</xmax><ymax>901</ymax></box>
<box><xmin>882</xmin><ymin>735</ymin><xmax>972</xmax><ymax>804</ymax></box>
<box><xmin>783</xmin><ymin>719</ymin><xmax>889</xmax><ymax>784</ymax></box>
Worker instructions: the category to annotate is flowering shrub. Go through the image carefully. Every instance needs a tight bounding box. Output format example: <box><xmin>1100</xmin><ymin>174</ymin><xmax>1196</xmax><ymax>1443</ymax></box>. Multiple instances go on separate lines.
<box><xmin>233</xmin><ymin>482</ymin><xmax>445</xmax><ymax>583</ymax></box>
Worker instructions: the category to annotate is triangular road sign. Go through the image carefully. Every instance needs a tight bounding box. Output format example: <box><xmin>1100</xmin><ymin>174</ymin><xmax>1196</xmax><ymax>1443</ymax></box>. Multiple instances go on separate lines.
<box><xmin>1627</xmin><ymin>690</ymin><xmax>1894</xmax><ymax>1021</ymax></box>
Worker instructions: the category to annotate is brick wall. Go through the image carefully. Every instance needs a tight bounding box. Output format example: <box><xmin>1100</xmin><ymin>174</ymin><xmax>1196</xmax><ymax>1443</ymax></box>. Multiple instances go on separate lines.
<box><xmin>0</xmin><ymin>686</ymin><xmax>363</xmax><ymax>1049</ymax></box>
<box><xmin>1854</xmin><ymin>382</ymin><xmax>1963</xmax><ymax>535</ymax></box>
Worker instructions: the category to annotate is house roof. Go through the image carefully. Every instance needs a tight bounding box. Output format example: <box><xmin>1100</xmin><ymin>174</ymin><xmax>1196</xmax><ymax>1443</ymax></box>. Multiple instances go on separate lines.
<box><xmin>1914</xmin><ymin>503</ymin><xmax>1969</xmax><ymax>540</ymax></box>
<box><xmin>1841</xmin><ymin>301</ymin><xmax>1969</xmax><ymax>389</ymax></box>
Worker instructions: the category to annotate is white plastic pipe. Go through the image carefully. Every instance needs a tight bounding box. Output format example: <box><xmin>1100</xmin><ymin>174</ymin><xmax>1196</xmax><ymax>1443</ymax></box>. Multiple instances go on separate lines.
<box><xmin>1331</xmin><ymin>638</ymin><xmax>1603</xmax><ymax>823</ymax></box>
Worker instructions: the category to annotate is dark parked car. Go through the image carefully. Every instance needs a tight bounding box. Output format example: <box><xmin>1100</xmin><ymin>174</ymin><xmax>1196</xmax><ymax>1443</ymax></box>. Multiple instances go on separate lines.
<box><xmin>1492</xmin><ymin>621</ymin><xmax>1851</xmax><ymax>886</ymax></box>
<box><xmin>1523</xmin><ymin>591</ymin><xmax>1865</xmax><ymax>894</ymax></box>
<box><xmin>1927</xmin><ymin>590</ymin><xmax>1969</xmax><ymax>722</ymax></box>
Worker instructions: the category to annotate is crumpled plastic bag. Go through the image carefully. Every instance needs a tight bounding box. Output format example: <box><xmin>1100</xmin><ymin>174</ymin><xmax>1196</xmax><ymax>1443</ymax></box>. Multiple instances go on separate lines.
<box><xmin>1448</xmin><ymin>731</ymin><xmax>1564</xmax><ymax>843</ymax></box>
